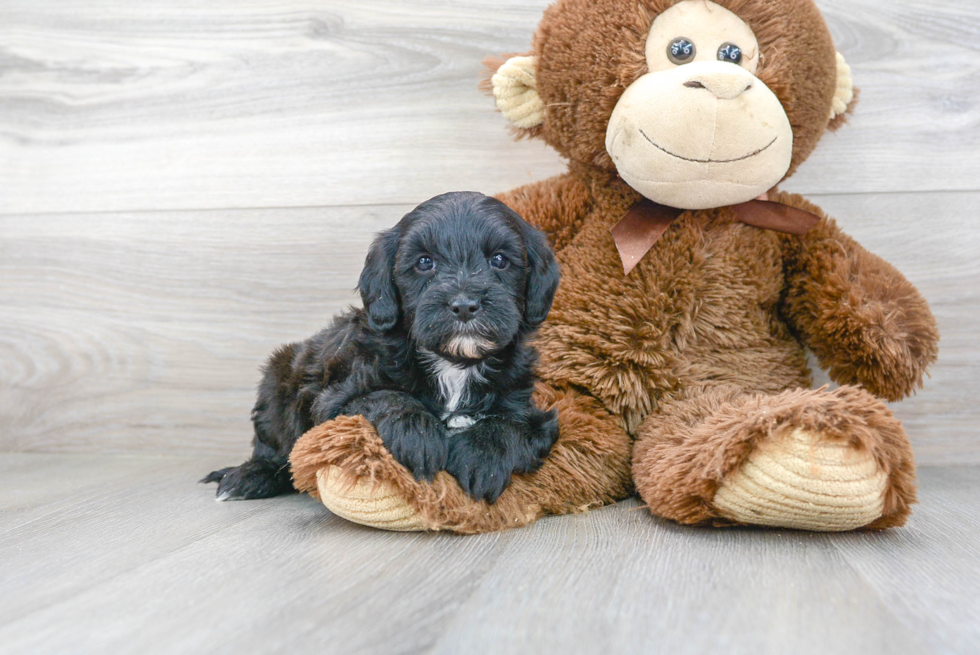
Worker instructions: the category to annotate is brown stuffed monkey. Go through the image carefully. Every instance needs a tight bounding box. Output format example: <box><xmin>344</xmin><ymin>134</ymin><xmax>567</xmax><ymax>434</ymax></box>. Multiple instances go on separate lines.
<box><xmin>290</xmin><ymin>0</ymin><xmax>939</xmax><ymax>533</ymax></box>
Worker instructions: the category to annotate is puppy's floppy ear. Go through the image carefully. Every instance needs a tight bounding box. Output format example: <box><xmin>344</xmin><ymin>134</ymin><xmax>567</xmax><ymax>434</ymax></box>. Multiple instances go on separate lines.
<box><xmin>515</xmin><ymin>216</ymin><xmax>560</xmax><ymax>328</ymax></box>
<box><xmin>358</xmin><ymin>227</ymin><xmax>400</xmax><ymax>331</ymax></box>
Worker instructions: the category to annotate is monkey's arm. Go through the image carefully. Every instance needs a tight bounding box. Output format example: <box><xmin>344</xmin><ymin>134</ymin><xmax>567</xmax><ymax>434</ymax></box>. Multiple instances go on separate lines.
<box><xmin>775</xmin><ymin>192</ymin><xmax>939</xmax><ymax>402</ymax></box>
<box><xmin>495</xmin><ymin>173</ymin><xmax>593</xmax><ymax>253</ymax></box>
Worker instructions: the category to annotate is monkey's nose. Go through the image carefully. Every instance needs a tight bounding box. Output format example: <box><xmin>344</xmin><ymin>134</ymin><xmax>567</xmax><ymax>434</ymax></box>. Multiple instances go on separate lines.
<box><xmin>450</xmin><ymin>296</ymin><xmax>481</xmax><ymax>322</ymax></box>
<box><xmin>684</xmin><ymin>73</ymin><xmax>753</xmax><ymax>99</ymax></box>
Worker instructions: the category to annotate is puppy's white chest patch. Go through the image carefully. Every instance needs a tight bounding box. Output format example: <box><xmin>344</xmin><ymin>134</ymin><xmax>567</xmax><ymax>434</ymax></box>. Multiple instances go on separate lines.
<box><xmin>431</xmin><ymin>357</ymin><xmax>479</xmax><ymax>413</ymax></box>
<box><xmin>446</xmin><ymin>414</ymin><xmax>477</xmax><ymax>429</ymax></box>
<box><xmin>420</xmin><ymin>349</ymin><xmax>486</xmax><ymax>420</ymax></box>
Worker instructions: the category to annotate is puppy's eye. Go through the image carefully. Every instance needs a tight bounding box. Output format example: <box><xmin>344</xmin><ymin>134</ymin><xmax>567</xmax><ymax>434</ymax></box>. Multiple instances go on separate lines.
<box><xmin>489</xmin><ymin>253</ymin><xmax>510</xmax><ymax>269</ymax></box>
<box><xmin>416</xmin><ymin>256</ymin><xmax>435</xmax><ymax>272</ymax></box>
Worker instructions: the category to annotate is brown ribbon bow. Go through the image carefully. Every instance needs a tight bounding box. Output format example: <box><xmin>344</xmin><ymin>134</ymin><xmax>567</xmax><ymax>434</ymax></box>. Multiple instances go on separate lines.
<box><xmin>610</xmin><ymin>198</ymin><xmax>822</xmax><ymax>275</ymax></box>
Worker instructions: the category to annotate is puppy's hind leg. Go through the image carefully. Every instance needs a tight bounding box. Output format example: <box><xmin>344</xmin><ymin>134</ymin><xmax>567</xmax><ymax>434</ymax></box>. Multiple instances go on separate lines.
<box><xmin>201</xmin><ymin>436</ymin><xmax>295</xmax><ymax>500</ymax></box>
<box><xmin>202</xmin><ymin>343</ymin><xmax>308</xmax><ymax>500</ymax></box>
<box><xmin>202</xmin><ymin>454</ymin><xmax>294</xmax><ymax>501</ymax></box>
<box><xmin>202</xmin><ymin>418</ymin><xmax>301</xmax><ymax>499</ymax></box>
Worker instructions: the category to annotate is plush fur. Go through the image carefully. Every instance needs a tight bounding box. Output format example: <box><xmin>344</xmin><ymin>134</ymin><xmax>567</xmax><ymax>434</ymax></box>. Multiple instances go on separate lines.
<box><xmin>632</xmin><ymin>384</ymin><xmax>917</xmax><ymax>529</ymax></box>
<box><xmin>205</xmin><ymin>192</ymin><xmax>560</xmax><ymax>504</ymax></box>
<box><xmin>289</xmin><ymin>0</ymin><xmax>938</xmax><ymax>532</ymax></box>
<box><xmin>291</xmin><ymin>383</ymin><xmax>633</xmax><ymax>534</ymax></box>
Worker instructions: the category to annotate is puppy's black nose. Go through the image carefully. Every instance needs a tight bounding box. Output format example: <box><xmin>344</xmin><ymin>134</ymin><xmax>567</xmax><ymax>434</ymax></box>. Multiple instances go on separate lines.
<box><xmin>450</xmin><ymin>296</ymin><xmax>481</xmax><ymax>322</ymax></box>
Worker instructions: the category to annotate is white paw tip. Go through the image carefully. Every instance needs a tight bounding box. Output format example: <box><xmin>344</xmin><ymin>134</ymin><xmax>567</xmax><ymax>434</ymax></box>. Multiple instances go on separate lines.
<box><xmin>447</xmin><ymin>415</ymin><xmax>477</xmax><ymax>429</ymax></box>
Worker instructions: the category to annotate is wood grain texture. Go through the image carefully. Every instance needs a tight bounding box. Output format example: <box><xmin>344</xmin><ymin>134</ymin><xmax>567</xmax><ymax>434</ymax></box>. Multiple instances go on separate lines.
<box><xmin>2</xmin><ymin>192</ymin><xmax>976</xmax><ymax>463</ymax></box>
<box><xmin>0</xmin><ymin>455</ymin><xmax>977</xmax><ymax>654</ymax></box>
<box><xmin>0</xmin><ymin>204</ymin><xmax>409</xmax><ymax>455</ymax></box>
<box><xmin>1</xmin><ymin>3</ymin><xmax>976</xmax><ymax>652</ymax></box>
<box><xmin>0</xmin><ymin>0</ymin><xmax>978</xmax><ymax>216</ymax></box>
<box><xmin>0</xmin><ymin>0</ymin><xmax>564</xmax><ymax>215</ymax></box>
<box><xmin>0</xmin><ymin>453</ymin><xmax>183</xmax><ymax>532</ymax></box>
<box><xmin>828</xmin><ymin>467</ymin><xmax>980</xmax><ymax>655</ymax></box>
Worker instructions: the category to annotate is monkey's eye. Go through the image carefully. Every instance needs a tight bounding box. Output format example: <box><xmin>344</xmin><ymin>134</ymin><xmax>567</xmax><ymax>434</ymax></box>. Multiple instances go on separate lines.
<box><xmin>489</xmin><ymin>253</ymin><xmax>510</xmax><ymax>270</ymax></box>
<box><xmin>717</xmin><ymin>43</ymin><xmax>743</xmax><ymax>65</ymax></box>
<box><xmin>416</xmin><ymin>256</ymin><xmax>435</xmax><ymax>272</ymax></box>
<box><xmin>667</xmin><ymin>37</ymin><xmax>696</xmax><ymax>65</ymax></box>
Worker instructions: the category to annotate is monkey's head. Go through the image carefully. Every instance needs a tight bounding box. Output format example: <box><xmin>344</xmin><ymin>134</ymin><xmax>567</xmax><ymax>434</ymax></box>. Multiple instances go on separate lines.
<box><xmin>489</xmin><ymin>0</ymin><xmax>856</xmax><ymax>210</ymax></box>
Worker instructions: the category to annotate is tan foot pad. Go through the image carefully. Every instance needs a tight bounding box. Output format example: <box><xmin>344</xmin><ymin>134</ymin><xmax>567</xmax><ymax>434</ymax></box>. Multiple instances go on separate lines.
<box><xmin>713</xmin><ymin>428</ymin><xmax>888</xmax><ymax>531</ymax></box>
<box><xmin>316</xmin><ymin>466</ymin><xmax>428</xmax><ymax>532</ymax></box>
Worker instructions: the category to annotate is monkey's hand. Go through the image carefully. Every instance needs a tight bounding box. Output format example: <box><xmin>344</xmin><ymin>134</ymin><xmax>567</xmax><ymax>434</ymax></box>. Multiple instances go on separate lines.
<box><xmin>778</xmin><ymin>194</ymin><xmax>939</xmax><ymax>401</ymax></box>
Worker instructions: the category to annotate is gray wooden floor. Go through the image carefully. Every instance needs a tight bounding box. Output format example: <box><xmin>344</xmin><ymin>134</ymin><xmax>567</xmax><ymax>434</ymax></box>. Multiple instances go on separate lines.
<box><xmin>2</xmin><ymin>0</ymin><xmax>979</xmax><ymax>653</ymax></box>
<box><xmin>0</xmin><ymin>455</ymin><xmax>978</xmax><ymax>655</ymax></box>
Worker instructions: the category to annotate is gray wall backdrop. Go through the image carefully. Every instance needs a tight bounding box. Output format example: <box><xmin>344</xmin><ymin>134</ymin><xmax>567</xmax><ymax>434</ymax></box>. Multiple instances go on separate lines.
<box><xmin>1</xmin><ymin>0</ymin><xmax>977</xmax><ymax>464</ymax></box>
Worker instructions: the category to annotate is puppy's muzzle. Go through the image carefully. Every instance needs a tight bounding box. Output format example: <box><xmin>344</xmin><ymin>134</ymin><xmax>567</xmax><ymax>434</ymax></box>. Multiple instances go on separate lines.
<box><xmin>444</xmin><ymin>294</ymin><xmax>495</xmax><ymax>358</ymax></box>
<box><xmin>444</xmin><ymin>334</ymin><xmax>495</xmax><ymax>358</ymax></box>
<box><xmin>449</xmin><ymin>294</ymin><xmax>481</xmax><ymax>323</ymax></box>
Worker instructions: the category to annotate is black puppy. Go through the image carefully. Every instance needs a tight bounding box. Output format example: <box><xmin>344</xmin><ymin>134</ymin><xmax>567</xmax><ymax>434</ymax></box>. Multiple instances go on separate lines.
<box><xmin>203</xmin><ymin>192</ymin><xmax>561</xmax><ymax>503</ymax></box>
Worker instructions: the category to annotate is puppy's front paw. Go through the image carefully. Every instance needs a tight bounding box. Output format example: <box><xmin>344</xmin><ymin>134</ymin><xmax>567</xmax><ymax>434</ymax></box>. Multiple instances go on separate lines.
<box><xmin>514</xmin><ymin>409</ymin><xmax>560</xmax><ymax>474</ymax></box>
<box><xmin>200</xmin><ymin>459</ymin><xmax>293</xmax><ymax>500</ymax></box>
<box><xmin>446</xmin><ymin>440</ymin><xmax>511</xmax><ymax>504</ymax></box>
<box><xmin>374</xmin><ymin>411</ymin><xmax>448</xmax><ymax>482</ymax></box>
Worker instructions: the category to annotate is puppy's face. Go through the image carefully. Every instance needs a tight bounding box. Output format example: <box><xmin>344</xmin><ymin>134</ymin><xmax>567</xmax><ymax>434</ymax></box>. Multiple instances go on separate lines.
<box><xmin>358</xmin><ymin>192</ymin><xmax>560</xmax><ymax>361</ymax></box>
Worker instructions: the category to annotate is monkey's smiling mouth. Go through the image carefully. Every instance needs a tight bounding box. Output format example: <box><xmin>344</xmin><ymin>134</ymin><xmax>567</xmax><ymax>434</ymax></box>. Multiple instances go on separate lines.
<box><xmin>639</xmin><ymin>129</ymin><xmax>778</xmax><ymax>164</ymax></box>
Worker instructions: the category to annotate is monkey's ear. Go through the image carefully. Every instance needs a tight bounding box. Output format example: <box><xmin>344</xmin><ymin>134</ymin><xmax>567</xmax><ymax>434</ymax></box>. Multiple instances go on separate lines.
<box><xmin>828</xmin><ymin>52</ymin><xmax>858</xmax><ymax>130</ymax></box>
<box><xmin>517</xmin><ymin>218</ymin><xmax>561</xmax><ymax>329</ymax></box>
<box><xmin>490</xmin><ymin>55</ymin><xmax>545</xmax><ymax>129</ymax></box>
<box><xmin>357</xmin><ymin>228</ymin><xmax>400</xmax><ymax>332</ymax></box>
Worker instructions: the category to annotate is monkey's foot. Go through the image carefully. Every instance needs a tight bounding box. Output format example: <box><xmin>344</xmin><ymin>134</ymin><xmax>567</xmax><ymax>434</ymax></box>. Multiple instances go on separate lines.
<box><xmin>634</xmin><ymin>385</ymin><xmax>917</xmax><ymax>531</ymax></box>
<box><xmin>289</xmin><ymin>415</ymin><xmax>430</xmax><ymax>531</ymax></box>
<box><xmin>316</xmin><ymin>466</ymin><xmax>426</xmax><ymax>531</ymax></box>
<box><xmin>712</xmin><ymin>426</ymin><xmax>890</xmax><ymax>531</ymax></box>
